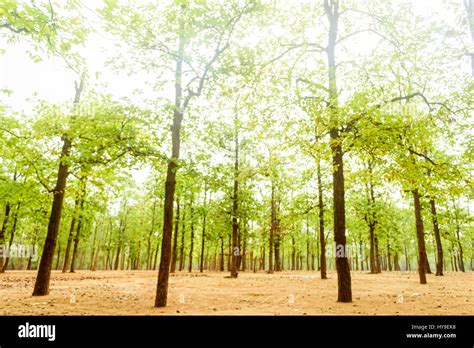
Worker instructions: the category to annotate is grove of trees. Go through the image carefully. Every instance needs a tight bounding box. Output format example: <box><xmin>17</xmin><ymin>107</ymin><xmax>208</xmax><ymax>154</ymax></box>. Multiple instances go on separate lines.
<box><xmin>0</xmin><ymin>0</ymin><xmax>472</xmax><ymax>307</ymax></box>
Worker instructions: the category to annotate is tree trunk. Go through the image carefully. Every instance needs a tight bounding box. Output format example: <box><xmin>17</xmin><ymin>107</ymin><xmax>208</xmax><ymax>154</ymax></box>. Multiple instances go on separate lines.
<box><xmin>219</xmin><ymin>236</ymin><xmax>224</xmax><ymax>271</ymax></box>
<box><xmin>1</xmin><ymin>202</ymin><xmax>20</xmax><ymax>273</ymax></box>
<box><xmin>274</xmin><ymin>229</ymin><xmax>281</xmax><ymax>272</ymax></box>
<box><xmin>230</xmin><ymin>123</ymin><xmax>240</xmax><ymax>278</ymax></box>
<box><xmin>424</xmin><ymin>249</ymin><xmax>432</xmax><ymax>274</ymax></box>
<box><xmin>146</xmin><ymin>197</ymin><xmax>158</xmax><ymax>270</ymax></box>
<box><xmin>394</xmin><ymin>253</ymin><xmax>401</xmax><ymax>271</ymax></box>
<box><xmin>324</xmin><ymin>0</ymin><xmax>351</xmax><ymax>301</ymax></box>
<box><xmin>188</xmin><ymin>196</ymin><xmax>194</xmax><ymax>273</ymax></box>
<box><xmin>0</xmin><ymin>202</ymin><xmax>11</xmax><ymax>271</ymax></box>
<box><xmin>170</xmin><ymin>200</ymin><xmax>180</xmax><ymax>273</ymax></box>
<box><xmin>429</xmin><ymin>198</ymin><xmax>443</xmax><ymax>276</ymax></box>
<box><xmin>200</xmin><ymin>189</ymin><xmax>207</xmax><ymax>273</ymax></box>
<box><xmin>268</xmin><ymin>183</ymin><xmax>276</xmax><ymax>274</ymax></box>
<box><xmin>33</xmin><ymin>80</ymin><xmax>83</xmax><ymax>296</ymax></box>
<box><xmin>412</xmin><ymin>189</ymin><xmax>427</xmax><ymax>284</ymax></box>
<box><xmin>179</xmin><ymin>202</ymin><xmax>186</xmax><ymax>271</ymax></box>
<box><xmin>317</xmin><ymin>159</ymin><xmax>327</xmax><ymax>279</ymax></box>
<box><xmin>62</xmin><ymin>197</ymin><xmax>80</xmax><ymax>273</ymax></box>
<box><xmin>70</xmin><ymin>189</ymin><xmax>86</xmax><ymax>273</ymax></box>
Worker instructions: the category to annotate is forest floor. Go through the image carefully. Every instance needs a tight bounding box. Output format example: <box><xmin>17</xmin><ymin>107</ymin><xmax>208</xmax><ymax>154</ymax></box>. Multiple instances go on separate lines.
<box><xmin>0</xmin><ymin>270</ymin><xmax>472</xmax><ymax>315</ymax></box>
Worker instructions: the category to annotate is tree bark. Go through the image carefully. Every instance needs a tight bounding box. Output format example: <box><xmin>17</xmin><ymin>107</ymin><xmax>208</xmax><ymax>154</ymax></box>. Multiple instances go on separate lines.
<box><xmin>412</xmin><ymin>189</ymin><xmax>427</xmax><ymax>284</ymax></box>
<box><xmin>188</xmin><ymin>196</ymin><xmax>195</xmax><ymax>273</ymax></box>
<box><xmin>0</xmin><ymin>202</ymin><xmax>11</xmax><ymax>271</ymax></box>
<box><xmin>146</xmin><ymin>197</ymin><xmax>158</xmax><ymax>270</ymax></box>
<box><xmin>324</xmin><ymin>0</ymin><xmax>351</xmax><ymax>302</ymax></box>
<box><xmin>155</xmin><ymin>9</ymin><xmax>186</xmax><ymax>306</ymax></box>
<box><xmin>170</xmin><ymin>200</ymin><xmax>180</xmax><ymax>273</ymax></box>
<box><xmin>200</xmin><ymin>188</ymin><xmax>207</xmax><ymax>273</ymax></box>
<box><xmin>268</xmin><ymin>182</ymin><xmax>275</xmax><ymax>274</ymax></box>
<box><xmin>230</xmin><ymin>121</ymin><xmax>240</xmax><ymax>278</ymax></box>
<box><xmin>317</xmin><ymin>156</ymin><xmax>327</xmax><ymax>279</ymax></box>
<box><xmin>179</xmin><ymin>201</ymin><xmax>186</xmax><ymax>271</ymax></box>
<box><xmin>429</xmin><ymin>198</ymin><xmax>443</xmax><ymax>276</ymax></box>
<box><xmin>1</xmin><ymin>202</ymin><xmax>20</xmax><ymax>272</ymax></box>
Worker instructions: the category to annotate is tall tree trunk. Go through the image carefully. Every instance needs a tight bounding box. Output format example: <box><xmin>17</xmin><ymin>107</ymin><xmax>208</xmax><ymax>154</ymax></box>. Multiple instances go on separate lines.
<box><xmin>412</xmin><ymin>189</ymin><xmax>427</xmax><ymax>284</ymax></box>
<box><xmin>170</xmin><ymin>200</ymin><xmax>180</xmax><ymax>273</ymax></box>
<box><xmin>268</xmin><ymin>182</ymin><xmax>275</xmax><ymax>274</ymax></box>
<box><xmin>200</xmin><ymin>188</ymin><xmax>207</xmax><ymax>273</ymax></box>
<box><xmin>219</xmin><ymin>236</ymin><xmax>224</xmax><ymax>271</ymax></box>
<box><xmin>317</xmin><ymin>159</ymin><xmax>327</xmax><ymax>279</ymax></box>
<box><xmin>188</xmin><ymin>196</ymin><xmax>194</xmax><ymax>273</ymax></box>
<box><xmin>324</xmin><ymin>0</ymin><xmax>351</xmax><ymax>302</ymax></box>
<box><xmin>429</xmin><ymin>198</ymin><xmax>444</xmax><ymax>276</ymax></box>
<box><xmin>230</xmin><ymin>121</ymin><xmax>240</xmax><ymax>278</ymax></box>
<box><xmin>387</xmin><ymin>239</ymin><xmax>392</xmax><ymax>271</ymax></box>
<box><xmin>179</xmin><ymin>202</ymin><xmax>186</xmax><ymax>271</ymax></box>
<box><xmin>70</xmin><ymin>187</ymin><xmax>86</xmax><ymax>273</ymax></box>
<box><xmin>62</xmin><ymin>197</ymin><xmax>80</xmax><ymax>273</ymax></box>
<box><xmin>291</xmin><ymin>237</ymin><xmax>296</xmax><ymax>271</ymax></box>
<box><xmin>274</xmin><ymin>228</ymin><xmax>281</xmax><ymax>271</ymax></box>
<box><xmin>0</xmin><ymin>202</ymin><xmax>11</xmax><ymax>271</ymax></box>
<box><xmin>69</xmin><ymin>205</ymin><xmax>84</xmax><ymax>273</ymax></box>
<box><xmin>33</xmin><ymin>80</ymin><xmax>83</xmax><ymax>296</ymax></box>
<box><xmin>146</xmin><ymin>197</ymin><xmax>158</xmax><ymax>270</ymax></box>
<box><xmin>1</xmin><ymin>202</ymin><xmax>20</xmax><ymax>273</ymax></box>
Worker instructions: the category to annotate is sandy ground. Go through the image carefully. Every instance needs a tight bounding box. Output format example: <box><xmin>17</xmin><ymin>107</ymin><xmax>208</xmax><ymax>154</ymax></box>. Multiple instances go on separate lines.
<box><xmin>0</xmin><ymin>270</ymin><xmax>472</xmax><ymax>315</ymax></box>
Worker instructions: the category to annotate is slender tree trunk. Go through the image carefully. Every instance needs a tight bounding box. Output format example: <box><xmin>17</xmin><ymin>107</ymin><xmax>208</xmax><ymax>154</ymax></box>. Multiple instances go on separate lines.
<box><xmin>62</xmin><ymin>197</ymin><xmax>80</xmax><ymax>273</ymax></box>
<box><xmin>179</xmin><ymin>202</ymin><xmax>186</xmax><ymax>271</ymax></box>
<box><xmin>70</xmin><ymin>189</ymin><xmax>86</xmax><ymax>273</ymax></box>
<box><xmin>170</xmin><ymin>200</ymin><xmax>180</xmax><ymax>273</ymax></box>
<box><xmin>1</xmin><ymin>202</ymin><xmax>20</xmax><ymax>273</ymax></box>
<box><xmin>317</xmin><ymin>159</ymin><xmax>327</xmax><ymax>279</ymax></box>
<box><xmin>324</xmin><ymin>0</ymin><xmax>351</xmax><ymax>301</ymax></box>
<box><xmin>188</xmin><ymin>196</ymin><xmax>194</xmax><ymax>273</ymax></box>
<box><xmin>268</xmin><ymin>183</ymin><xmax>275</xmax><ymax>274</ymax></box>
<box><xmin>429</xmin><ymin>198</ymin><xmax>444</xmax><ymax>276</ymax></box>
<box><xmin>0</xmin><ymin>202</ymin><xmax>11</xmax><ymax>271</ymax></box>
<box><xmin>200</xmin><ymin>188</ymin><xmax>207</xmax><ymax>273</ymax></box>
<box><xmin>274</xmin><ymin>213</ymin><xmax>281</xmax><ymax>272</ymax></box>
<box><xmin>33</xmin><ymin>80</ymin><xmax>83</xmax><ymax>296</ymax></box>
<box><xmin>230</xmin><ymin>123</ymin><xmax>240</xmax><ymax>278</ymax></box>
<box><xmin>219</xmin><ymin>236</ymin><xmax>224</xmax><ymax>271</ymax></box>
<box><xmin>412</xmin><ymin>189</ymin><xmax>427</xmax><ymax>284</ymax></box>
<box><xmin>146</xmin><ymin>198</ymin><xmax>158</xmax><ymax>270</ymax></box>
<box><xmin>394</xmin><ymin>253</ymin><xmax>401</xmax><ymax>271</ymax></box>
